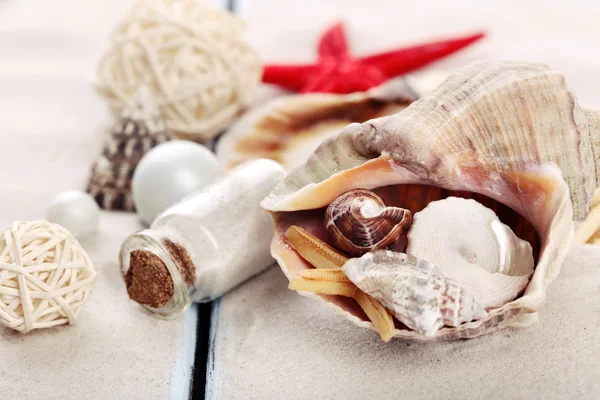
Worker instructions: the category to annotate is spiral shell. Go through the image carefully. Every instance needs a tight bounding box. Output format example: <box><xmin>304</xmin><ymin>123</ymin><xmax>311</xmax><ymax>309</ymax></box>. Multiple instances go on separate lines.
<box><xmin>406</xmin><ymin>197</ymin><xmax>534</xmax><ymax>309</ymax></box>
<box><xmin>325</xmin><ymin>189</ymin><xmax>412</xmax><ymax>256</ymax></box>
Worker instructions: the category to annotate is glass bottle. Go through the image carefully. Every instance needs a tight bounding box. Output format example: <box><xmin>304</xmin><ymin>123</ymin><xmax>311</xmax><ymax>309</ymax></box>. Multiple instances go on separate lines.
<box><xmin>119</xmin><ymin>159</ymin><xmax>286</xmax><ymax>318</ymax></box>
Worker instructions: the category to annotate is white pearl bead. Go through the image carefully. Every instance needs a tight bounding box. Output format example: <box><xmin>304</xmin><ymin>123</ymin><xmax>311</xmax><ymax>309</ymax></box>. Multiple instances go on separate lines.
<box><xmin>47</xmin><ymin>190</ymin><xmax>100</xmax><ymax>239</ymax></box>
<box><xmin>132</xmin><ymin>140</ymin><xmax>223</xmax><ymax>225</ymax></box>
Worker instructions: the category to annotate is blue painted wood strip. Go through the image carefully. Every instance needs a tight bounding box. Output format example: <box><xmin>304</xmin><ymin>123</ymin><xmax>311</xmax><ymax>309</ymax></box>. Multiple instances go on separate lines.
<box><xmin>169</xmin><ymin>0</ymin><xmax>231</xmax><ymax>397</ymax></box>
<box><xmin>205</xmin><ymin>298</ymin><xmax>224</xmax><ymax>400</ymax></box>
<box><xmin>170</xmin><ymin>304</ymin><xmax>199</xmax><ymax>399</ymax></box>
<box><xmin>202</xmin><ymin>0</ymin><xmax>247</xmax><ymax>397</ymax></box>
<box><xmin>233</xmin><ymin>0</ymin><xmax>248</xmax><ymax>16</ymax></box>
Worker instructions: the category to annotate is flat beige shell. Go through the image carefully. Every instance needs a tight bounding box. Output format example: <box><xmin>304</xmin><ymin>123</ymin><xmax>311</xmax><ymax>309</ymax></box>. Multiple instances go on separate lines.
<box><xmin>262</xmin><ymin>60</ymin><xmax>597</xmax><ymax>341</ymax></box>
<box><xmin>215</xmin><ymin>78</ymin><xmax>416</xmax><ymax>170</ymax></box>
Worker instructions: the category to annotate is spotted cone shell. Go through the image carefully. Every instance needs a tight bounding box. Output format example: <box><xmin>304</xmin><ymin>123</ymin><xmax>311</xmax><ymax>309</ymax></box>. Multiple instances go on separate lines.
<box><xmin>262</xmin><ymin>61</ymin><xmax>600</xmax><ymax>341</ymax></box>
<box><xmin>87</xmin><ymin>86</ymin><xmax>173</xmax><ymax>211</ymax></box>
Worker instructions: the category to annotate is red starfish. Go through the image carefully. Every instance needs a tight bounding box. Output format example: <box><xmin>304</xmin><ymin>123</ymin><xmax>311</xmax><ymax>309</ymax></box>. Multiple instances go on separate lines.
<box><xmin>262</xmin><ymin>22</ymin><xmax>485</xmax><ymax>94</ymax></box>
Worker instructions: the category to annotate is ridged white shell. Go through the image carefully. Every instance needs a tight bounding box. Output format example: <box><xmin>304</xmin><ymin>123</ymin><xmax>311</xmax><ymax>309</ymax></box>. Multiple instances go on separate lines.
<box><xmin>343</xmin><ymin>251</ymin><xmax>487</xmax><ymax>336</ymax></box>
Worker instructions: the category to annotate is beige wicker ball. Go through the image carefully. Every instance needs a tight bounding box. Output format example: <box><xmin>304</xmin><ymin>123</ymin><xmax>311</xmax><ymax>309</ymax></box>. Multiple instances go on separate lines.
<box><xmin>95</xmin><ymin>0</ymin><xmax>262</xmax><ymax>142</ymax></box>
<box><xmin>0</xmin><ymin>221</ymin><xmax>96</xmax><ymax>333</ymax></box>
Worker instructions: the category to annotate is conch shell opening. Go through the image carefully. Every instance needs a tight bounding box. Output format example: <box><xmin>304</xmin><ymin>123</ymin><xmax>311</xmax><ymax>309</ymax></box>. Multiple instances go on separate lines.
<box><xmin>261</xmin><ymin>60</ymin><xmax>594</xmax><ymax>341</ymax></box>
<box><xmin>268</xmin><ymin>182</ymin><xmax>548</xmax><ymax>341</ymax></box>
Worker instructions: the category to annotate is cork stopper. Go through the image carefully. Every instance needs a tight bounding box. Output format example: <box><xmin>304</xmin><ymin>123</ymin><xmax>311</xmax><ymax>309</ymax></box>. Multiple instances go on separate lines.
<box><xmin>124</xmin><ymin>239</ymin><xmax>195</xmax><ymax>308</ymax></box>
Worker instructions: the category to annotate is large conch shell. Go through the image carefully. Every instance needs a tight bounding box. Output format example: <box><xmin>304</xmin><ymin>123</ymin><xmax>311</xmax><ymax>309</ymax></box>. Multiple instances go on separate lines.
<box><xmin>215</xmin><ymin>78</ymin><xmax>416</xmax><ymax>170</ymax></box>
<box><xmin>262</xmin><ymin>60</ymin><xmax>600</xmax><ymax>341</ymax></box>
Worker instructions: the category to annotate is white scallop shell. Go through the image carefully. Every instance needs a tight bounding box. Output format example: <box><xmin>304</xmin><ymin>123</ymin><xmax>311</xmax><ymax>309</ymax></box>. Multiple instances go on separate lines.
<box><xmin>406</xmin><ymin>197</ymin><xmax>534</xmax><ymax>309</ymax></box>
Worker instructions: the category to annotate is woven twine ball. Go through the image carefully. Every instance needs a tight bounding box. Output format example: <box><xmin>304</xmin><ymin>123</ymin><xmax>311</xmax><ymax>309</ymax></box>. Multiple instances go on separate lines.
<box><xmin>95</xmin><ymin>0</ymin><xmax>262</xmax><ymax>142</ymax></box>
<box><xmin>0</xmin><ymin>221</ymin><xmax>96</xmax><ymax>333</ymax></box>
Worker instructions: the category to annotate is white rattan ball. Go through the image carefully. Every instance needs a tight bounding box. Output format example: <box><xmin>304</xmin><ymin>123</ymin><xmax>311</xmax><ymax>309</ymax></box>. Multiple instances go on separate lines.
<box><xmin>95</xmin><ymin>0</ymin><xmax>262</xmax><ymax>142</ymax></box>
<box><xmin>0</xmin><ymin>221</ymin><xmax>96</xmax><ymax>333</ymax></box>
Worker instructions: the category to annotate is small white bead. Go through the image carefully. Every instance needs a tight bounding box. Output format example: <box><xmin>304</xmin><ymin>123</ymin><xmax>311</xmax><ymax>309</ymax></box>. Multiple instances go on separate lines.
<box><xmin>132</xmin><ymin>140</ymin><xmax>223</xmax><ymax>225</ymax></box>
<box><xmin>47</xmin><ymin>190</ymin><xmax>100</xmax><ymax>239</ymax></box>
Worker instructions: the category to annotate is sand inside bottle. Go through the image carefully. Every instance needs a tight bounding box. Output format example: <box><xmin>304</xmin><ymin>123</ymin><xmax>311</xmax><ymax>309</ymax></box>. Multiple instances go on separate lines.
<box><xmin>120</xmin><ymin>159</ymin><xmax>288</xmax><ymax>313</ymax></box>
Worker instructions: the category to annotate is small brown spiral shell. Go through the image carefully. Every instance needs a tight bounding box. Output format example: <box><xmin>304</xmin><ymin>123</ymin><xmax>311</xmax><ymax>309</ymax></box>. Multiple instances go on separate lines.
<box><xmin>325</xmin><ymin>189</ymin><xmax>412</xmax><ymax>256</ymax></box>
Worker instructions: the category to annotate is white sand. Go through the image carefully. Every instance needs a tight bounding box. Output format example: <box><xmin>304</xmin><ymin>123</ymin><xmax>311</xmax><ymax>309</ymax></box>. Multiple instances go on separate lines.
<box><xmin>209</xmin><ymin>245</ymin><xmax>600</xmax><ymax>399</ymax></box>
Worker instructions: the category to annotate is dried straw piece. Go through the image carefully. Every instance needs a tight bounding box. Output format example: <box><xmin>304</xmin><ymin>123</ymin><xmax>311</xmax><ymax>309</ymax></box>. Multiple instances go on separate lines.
<box><xmin>574</xmin><ymin>189</ymin><xmax>600</xmax><ymax>244</ymax></box>
<box><xmin>591</xmin><ymin>188</ymin><xmax>600</xmax><ymax>209</ymax></box>
<box><xmin>0</xmin><ymin>221</ymin><xmax>96</xmax><ymax>333</ymax></box>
